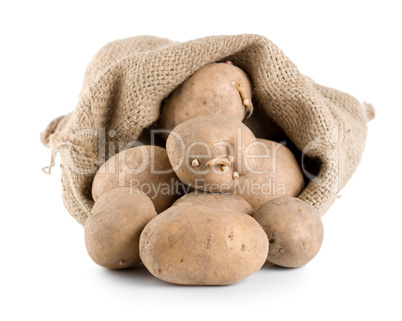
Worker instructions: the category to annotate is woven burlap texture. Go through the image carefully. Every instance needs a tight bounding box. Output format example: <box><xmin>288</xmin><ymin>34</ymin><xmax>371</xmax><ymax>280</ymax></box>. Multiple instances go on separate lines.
<box><xmin>41</xmin><ymin>34</ymin><xmax>372</xmax><ymax>225</ymax></box>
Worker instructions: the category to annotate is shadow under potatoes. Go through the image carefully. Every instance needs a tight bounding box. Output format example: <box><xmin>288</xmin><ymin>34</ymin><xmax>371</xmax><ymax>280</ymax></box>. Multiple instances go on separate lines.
<box><xmin>101</xmin><ymin>263</ymin><xmax>174</xmax><ymax>287</ymax></box>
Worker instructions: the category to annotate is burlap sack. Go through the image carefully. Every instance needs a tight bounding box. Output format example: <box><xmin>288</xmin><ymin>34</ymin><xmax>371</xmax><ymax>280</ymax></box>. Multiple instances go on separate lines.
<box><xmin>41</xmin><ymin>34</ymin><xmax>374</xmax><ymax>225</ymax></box>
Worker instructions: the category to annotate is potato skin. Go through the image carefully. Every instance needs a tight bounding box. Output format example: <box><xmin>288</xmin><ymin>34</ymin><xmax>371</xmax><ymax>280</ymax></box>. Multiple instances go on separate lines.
<box><xmin>139</xmin><ymin>204</ymin><xmax>268</xmax><ymax>285</ymax></box>
<box><xmin>85</xmin><ymin>187</ymin><xmax>157</xmax><ymax>269</ymax></box>
<box><xmin>234</xmin><ymin>139</ymin><xmax>305</xmax><ymax>210</ymax></box>
<box><xmin>166</xmin><ymin>115</ymin><xmax>258</xmax><ymax>192</ymax></box>
<box><xmin>253</xmin><ymin>196</ymin><xmax>323</xmax><ymax>268</ymax></box>
<box><xmin>92</xmin><ymin>145</ymin><xmax>181</xmax><ymax>213</ymax></box>
<box><xmin>159</xmin><ymin>62</ymin><xmax>252</xmax><ymax>139</ymax></box>
<box><xmin>173</xmin><ymin>191</ymin><xmax>254</xmax><ymax>215</ymax></box>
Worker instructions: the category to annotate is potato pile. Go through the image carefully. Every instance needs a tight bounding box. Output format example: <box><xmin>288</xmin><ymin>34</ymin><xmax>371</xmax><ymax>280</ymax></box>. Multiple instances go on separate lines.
<box><xmin>85</xmin><ymin>62</ymin><xmax>324</xmax><ymax>285</ymax></box>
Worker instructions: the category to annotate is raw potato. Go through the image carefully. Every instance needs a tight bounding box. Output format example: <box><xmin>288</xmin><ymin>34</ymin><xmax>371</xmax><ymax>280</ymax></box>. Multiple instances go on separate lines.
<box><xmin>173</xmin><ymin>191</ymin><xmax>254</xmax><ymax>215</ymax></box>
<box><xmin>166</xmin><ymin>115</ymin><xmax>259</xmax><ymax>192</ymax></box>
<box><xmin>159</xmin><ymin>62</ymin><xmax>253</xmax><ymax>139</ymax></box>
<box><xmin>139</xmin><ymin>203</ymin><xmax>268</xmax><ymax>285</ymax></box>
<box><xmin>92</xmin><ymin>145</ymin><xmax>181</xmax><ymax>213</ymax></box>
<box><xmin>233</xmin><ymin>138</ymin><xmax>305</xmax><ymax>210</ymax></box>
<box><xmin>85</xmin><ymin>187</ymin><xmax>157</xmax><ymax>269</ymax></box>
<box><xmin>253</xmin><ymin>196</ymin><xmax>323</xmax><ymax>268</ymax></box>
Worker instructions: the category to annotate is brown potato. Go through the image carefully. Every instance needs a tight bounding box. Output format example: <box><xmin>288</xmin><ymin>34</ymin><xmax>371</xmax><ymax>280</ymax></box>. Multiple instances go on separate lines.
<box><xmin>166</xmin><ymin>115</ymin><xmax>259</xmax><ymax>193</ymax></box>
<box><xmin>233</xmin><ymin>139</ymin><xmax>305</xmax><ymax>210</ymax></box>
<box><xmin>139</xmin><ymin>203</ymin><xmax>268</xmax><ymax>285</ymax></box>
<box><xmin>85</xmin><ymin>187</ymin><xmax>157</xmax><ymax>269</ymax></box>
<box><xmin>173</xmin><ymin>191</ymin><xmax>253</xmax><ymax>215</ymax></box>
<box><xmin>92</xmin><ymin>145</ymin><xmax>182</xmax><ymax>213</ymax></box>
<box><xmin>159</xmin><ymin>62</ymin><xmax>253</xmax><ymax>139</ymax></box>
<box><xmin>253</xmin><ymin>196</ymin><xmax>323</xmax><ymax>268</ymax></box>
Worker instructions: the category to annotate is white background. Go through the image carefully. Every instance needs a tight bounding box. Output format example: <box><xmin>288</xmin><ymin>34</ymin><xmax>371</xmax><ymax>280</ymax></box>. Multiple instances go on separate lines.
<box><xmin>1</xmin><ymin>1</ymin><xmax>401</xmax><ymax>320</ymax></box>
